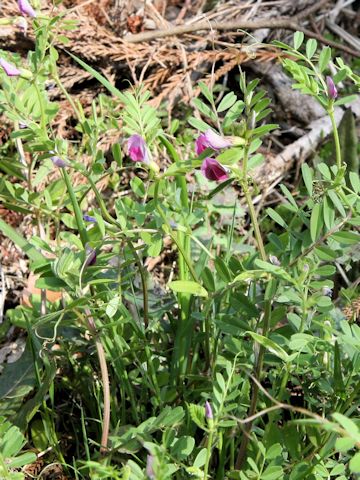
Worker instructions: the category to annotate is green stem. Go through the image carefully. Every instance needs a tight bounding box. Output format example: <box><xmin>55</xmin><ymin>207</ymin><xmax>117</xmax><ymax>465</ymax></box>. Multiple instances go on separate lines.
<box><xmin>62</xmin><ymin>169</ymin><xmax>88</xmax><ymax>246</ymax></box>
<box><xmin>300</xmin><ymin>286</ymin><xmax>309</xmax><ymax>333</ymax></box>
<box><xmin>63</xmin><ymin>173</ymin><xmax>110</xmax><ymax>453</ymax></box>
<box><xmin>157</xmin><ymin>136</ymin><xmax>195</xmax><ymax>379</ymax></box>
<box><xmin>278</xmin><ymin>365</ymin><xmax>290</xmax><ymax>402</ymax></box>
<box><xmin>242</xmin><ymin>185</ymin><xmax>267</xmax><ymax>261</ymax></box>
<box><xmin>328</xmin><ymin>105</ymin><xmax>342</xmax><ymax>170</ymax></box>
<box><xmin>85</xmin><ymin>174</ymin><xmax>150</xmax><ymax>328</ymax></box>
<box><xmin>0</xmin><ymin>455</ymin><xmax>11</xmax><ymax>480</ymax></box>
<box><xmin>84</xmin><ymin>309</ymin><xmax>110</xmax><ymax>453</ymax></box>
<box><xmin>204</xmin><ymin>428</ymin><xmax>214</xmax><ymax>480</ymax></box>
<box><xmin>235</xmin><ymin>145</ymin><xmax>273</xmax><ymax>470</ymax></box>
<box><xmin>154</xmin><ymin>178</ymin><xmax>198</xmax><ymax>380</ymax></box>
<box><xmin>153</xmin><ymin>180</ymin><xmax>197</xmax><ymax>282</ymax></box>
<box><xmin>53</xmin><ymin>73</ymin><xmax>82</xmax><ymax>121</ymax></box>
<box><xmin>33</xmin><ymin>81</ymin><xmax>46</xmax><ymax>132</ymax></box>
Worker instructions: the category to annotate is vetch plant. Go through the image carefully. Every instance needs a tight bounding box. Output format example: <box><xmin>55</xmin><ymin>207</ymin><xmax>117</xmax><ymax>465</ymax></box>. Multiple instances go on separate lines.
<box><xmin>0</xmin><ymin>17</ymin><xmax>359</xmax><ymax>480</ymax></box>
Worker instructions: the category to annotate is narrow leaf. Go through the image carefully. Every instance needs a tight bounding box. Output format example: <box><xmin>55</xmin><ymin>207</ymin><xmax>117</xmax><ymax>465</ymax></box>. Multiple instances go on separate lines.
<box><xmin>169</xmin><ymin>280</ymin><xmax>208</xmax><ymax>297</ymax></box>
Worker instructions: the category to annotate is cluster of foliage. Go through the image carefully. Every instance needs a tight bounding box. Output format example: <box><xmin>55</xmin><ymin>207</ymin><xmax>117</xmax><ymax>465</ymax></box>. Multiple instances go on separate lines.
<box><xmin>0</xmin><ymin>4</ymin><xmax>360</xmax><ymax>480</ymax></box>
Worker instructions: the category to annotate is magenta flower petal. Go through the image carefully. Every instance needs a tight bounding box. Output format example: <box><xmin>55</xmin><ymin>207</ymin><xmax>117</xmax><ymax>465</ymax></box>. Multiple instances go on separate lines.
<box><xmin>205</xmin><ymin>401</ymin><xmax>213</xmax><ymax>419</ymax></box>
<box><xmin>201</xmin><ymin>158</ymin><xmax>229</xmax><ymax>182</ymax></box>
<box><xmin>18</xmin><ymin>0</ymin><xmax>36</xmax><ymax>17</ymax></box>
<box><xmin>195</xmin><ymin>133</ymin><xmax>208</xmax><ymax>155</ymax></box>
<box><xmin>326</xmin><ymin>76</ymin><xmax>337</xmax><ymax>99</ymax></box>
<box><xmin>0</xmin><ymin>58</ymin><xmax>21</xmax><ymax>77</ymax></box>
<box><xmin>127</xmin><ymin>134</ymin><xmax>149</xmax><ymax>163</ymax></box>
<box><xmin>204</xmin><ymin>129</ymin><xmax>232</xmax><ymax>150</ymax></box>
<box><xmin>146</xmin><ymin>455</ymin><xmax>155</xmax><ymax>479</ymax></box>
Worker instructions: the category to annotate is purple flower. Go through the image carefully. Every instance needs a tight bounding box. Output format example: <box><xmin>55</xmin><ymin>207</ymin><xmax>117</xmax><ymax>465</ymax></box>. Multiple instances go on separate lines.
<box><xmin>146</xmin><ymin>455</ymin><xmax>155</xmax><ymax>479</ymax></box>
<box><xmin>205</xmin><ymin>401</ymin><xmax>213</xmax><ymax>419</ymax></box>
<box><xmin>85</xmin><ymin>244</ymin><xmax>97</xmax><ymax>267</ymax></box>
<box><xmin>326</xmin><ymin>76</ymin><xmax>337</xmax><ymax>100</ymax></box>
<box><xmin>127</xmin><ymin>134</ymin><xmax>149</xmax><ymax>163</ymax></box>
<box><xmin>201</xmin><ymin>158</ymin><xmax>229</xmax><ymax>182</ymax></box>
<box><xmin>195</xmin><ymin>129</ymin><xmax>232</xmax><ymax>155</ymax></box>
<box><xmin>51</xmin><ymin>156</ymin><xmax>68</xmax><ymax>168</ymax></box>
<box><xmin>83</xmin><ymin>215</ymin><xmax>97</xmax><ymax>223</ymax></box>
<box><xmin>0</xmin><ymin>58</ymin><xmax>21</xmax><ymax>77</ymax></box>
<box><xmin>18</xmin><ymin>0</ymin><xmax>36</xmax><ymax>17</ymax></box>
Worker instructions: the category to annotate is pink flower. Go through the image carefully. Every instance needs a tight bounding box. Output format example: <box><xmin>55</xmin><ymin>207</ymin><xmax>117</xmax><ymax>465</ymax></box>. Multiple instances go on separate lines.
<box><xmin>201</xmin><ymin>158</ymin><xmax>229</xmax><ymax>182</ymax></box>
<box><xmin>326</xmin><ymin>76</ymin><xmax>337</xmax><ymax>100</ymax></box>
<box><xmin>18</xmin><ymin>0</ymin><xmax>36</xmax><ymax>17</ymax></box>
<box><xmin>127</xmin><ymin>134</ymin><xmax>149</xmax><ymax>163</ymax></box>
<box><xmin>0</xmin><ymin>58</ymin><xmax>21</xmax><ymax>77</ymax></box>
<box><xmin>195</xmin><ymin>133</ymin><xmax>209</xmax><ymax>155</ymax></box>
<box><xmin>205</xmin><ymin>401</ymin><xmax>213</xmax><ymax>419</ymax></box>
<box><xmin>195</xmin><ymin>129</ymin><xmax>232</xmax><ymax>155</ymax></box>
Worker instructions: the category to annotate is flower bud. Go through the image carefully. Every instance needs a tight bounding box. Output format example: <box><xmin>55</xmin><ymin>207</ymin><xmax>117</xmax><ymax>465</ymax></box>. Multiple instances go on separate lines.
<box><xmin>205</xmin><ymin>400</ymin><xmax>213</xmax><ymax>420</ymax></box>
<box><xmin>326</xmin><ymin>76</ymin><xmax>338</xmax><ymax>100</ymax></box>
<box><xmin>19</xmin><ymin>68</ymin><xmax>33</xmax><ymax>80</ymax></box>
<box><xmin>51</xmin><ymin>156</ymin><xmax>68</xmax><ymax>168</ymax></box>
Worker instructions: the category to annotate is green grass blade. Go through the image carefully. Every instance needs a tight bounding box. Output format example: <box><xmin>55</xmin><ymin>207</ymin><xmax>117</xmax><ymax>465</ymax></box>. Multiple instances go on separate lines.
<box><xmin>66</xmin><ymin>50</ymin><xmax>123</xmax><ymax>99</ymax></box>
<box><xmin>0</xmin><ymin>218</ymin><xmax>44</xmax><ymax>263</ymax></box>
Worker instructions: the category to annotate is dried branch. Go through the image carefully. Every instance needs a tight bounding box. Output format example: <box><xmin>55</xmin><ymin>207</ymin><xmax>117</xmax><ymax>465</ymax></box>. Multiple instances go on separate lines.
<box><xmin>253</xmin><ymin>98</ymin><xmax>360</xmax><ymax>189</ymax></box>
<box><xmin>124</xmin><ymin>18</ymin><xmax>360</xmax><ymax>57</ymax></box>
